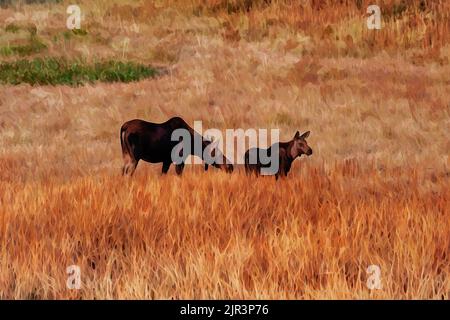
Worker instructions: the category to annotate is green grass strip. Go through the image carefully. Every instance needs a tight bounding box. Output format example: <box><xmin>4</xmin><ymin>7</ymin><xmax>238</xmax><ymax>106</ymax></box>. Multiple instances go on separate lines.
<box><xmin>0</xmin><ymin>58</ymin><xmax>158</xmax><ymax>86</ymax></box>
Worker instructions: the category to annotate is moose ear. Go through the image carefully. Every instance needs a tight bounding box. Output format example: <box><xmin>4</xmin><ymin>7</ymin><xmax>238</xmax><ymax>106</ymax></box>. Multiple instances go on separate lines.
<box><xmin>294</xmin><ymin>131</ymin><xmax>300</xmax><ymax>139</ymax></box>
<box><xmin>300</xmin><ymin>131</ymin><xmax>310</xmax><ymax>139</ymax></box>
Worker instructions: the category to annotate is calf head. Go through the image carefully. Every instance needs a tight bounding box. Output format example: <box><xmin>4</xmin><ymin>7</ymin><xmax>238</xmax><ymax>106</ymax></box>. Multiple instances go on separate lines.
<box><xmin>291</xmin><ymin>131</ymin><xmax>313</xmax><ymax>158</ymax></box>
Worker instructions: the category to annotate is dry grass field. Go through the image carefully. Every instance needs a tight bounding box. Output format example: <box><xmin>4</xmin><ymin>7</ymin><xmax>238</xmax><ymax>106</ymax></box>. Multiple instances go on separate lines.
<box><xmin>0</xmin><ymin>0</ymin><xmax>449</xmax><ymax>299</ymax></box>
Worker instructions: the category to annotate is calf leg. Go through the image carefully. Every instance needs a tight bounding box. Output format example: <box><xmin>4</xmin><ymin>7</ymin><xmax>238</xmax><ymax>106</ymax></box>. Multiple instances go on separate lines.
<box><xmin>275</xmin><ymin>168</ymin><xmax>287</xmax><ymax>180</ymax></box>
<box><xmin>245</xmin><ymin>149</ymin><xmax>262</xmax><ymax>177</ymax></box>
<box><xmin>275</xmin><ymin>157</ymin><xmax>288</xmax><ymax>180</ymax></box>
<box><xmin>244</xmin><ymin>163</ymin><xmax>250</xmax><ymax>175</ymax></box>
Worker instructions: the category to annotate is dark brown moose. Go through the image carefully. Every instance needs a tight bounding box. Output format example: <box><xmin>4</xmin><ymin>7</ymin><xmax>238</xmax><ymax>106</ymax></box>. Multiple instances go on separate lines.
<box><xmin>244</xmin><ymin>131</ymin><xmax>312</xmax><ymax>179</ymax></box>
<box><xmin>120</xmin><ymin>117</ymin><xmax>233</xmax><ymax>176</ymax></box>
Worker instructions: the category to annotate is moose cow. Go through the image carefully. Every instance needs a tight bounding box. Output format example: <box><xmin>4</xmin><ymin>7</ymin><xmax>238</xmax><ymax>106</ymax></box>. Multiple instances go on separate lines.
<box><xmin>120</xmin><ymin>117</ymin><xmax>233</xmax><ymax>176</ymax></box>
<box><xmin>244</xmin><ymin>131</ymin><xmax>312</xmax><ymax>179</ymax></box>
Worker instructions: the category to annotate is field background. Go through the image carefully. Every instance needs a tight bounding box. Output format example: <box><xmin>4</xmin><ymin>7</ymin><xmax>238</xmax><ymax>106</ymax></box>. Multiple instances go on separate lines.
<box><xmin>0</xmin><ymin>0</ymin><xmax>449</xmax><ymax>299</ymax></box>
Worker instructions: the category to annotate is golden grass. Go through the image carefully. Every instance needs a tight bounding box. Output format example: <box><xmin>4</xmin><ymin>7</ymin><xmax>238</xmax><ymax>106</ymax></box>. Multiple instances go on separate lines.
<box><xmin>1</xmin><ymin>164</ymin><xmax>449</xmax><ymax>299</ymax></box>
<box><xmin>0</xmin><ymin>0</ymin><xmax>449</xmax><ymax>299</ymax></box>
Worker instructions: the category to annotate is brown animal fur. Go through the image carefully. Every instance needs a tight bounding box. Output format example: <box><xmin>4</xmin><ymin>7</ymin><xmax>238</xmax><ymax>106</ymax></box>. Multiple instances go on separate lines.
<box><xmin>244</xmin><ymin>131</ymin><xmax>312</xmax><ymax>179</ymax></box>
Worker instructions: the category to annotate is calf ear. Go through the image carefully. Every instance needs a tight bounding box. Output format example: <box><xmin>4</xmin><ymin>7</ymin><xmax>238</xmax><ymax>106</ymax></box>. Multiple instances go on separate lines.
<box><xmin>300</xmin><ymin>131</ymin><xmax>310</xmax><ymax>139</ymax></box>
<box><xmin>294</xmin><ymin>131</ymin><xmax>300</xmax><ymax>139</ymax></box>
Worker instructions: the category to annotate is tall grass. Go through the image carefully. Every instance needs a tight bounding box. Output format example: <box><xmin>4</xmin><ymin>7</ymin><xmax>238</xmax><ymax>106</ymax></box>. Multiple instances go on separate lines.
<box><xmin>0</xmin><ymin>0</ymin><xmax>449</xmax><ymax>300</ymax></box>
<box><xmin>0</xmin><ymin>164</ymin><xmax>448</xmax><ymax>299</ymax></box>
<box><xmin>185</xmin><ymin>0</ymin><xmax>450</xmax><ymax>57</ymax></box>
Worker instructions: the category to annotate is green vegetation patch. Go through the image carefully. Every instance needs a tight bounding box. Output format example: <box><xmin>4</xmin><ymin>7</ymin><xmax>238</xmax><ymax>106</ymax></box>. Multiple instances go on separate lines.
<box><xmin>5</xmin><ymin>23</ymin><xmax>21</xmax><ymax>33</ymax></box>
<box><xmin>1</xmin><ymin>22</ymin><xmax>47</xmax><ymax>57</ymax></box>
<box><xmin>0</xmin><ymin>35</ymin><xmax>47</xmax><ymax>56</ymax></box>
<box><xmin>0</xmin><ymin>58</ymin><xmax>158</xmax><ymax>86</ymax></box>
<box><xmin>0</xmin><ymin>0</ymin><xmax>62</xmax><ymax>7</ymax></box>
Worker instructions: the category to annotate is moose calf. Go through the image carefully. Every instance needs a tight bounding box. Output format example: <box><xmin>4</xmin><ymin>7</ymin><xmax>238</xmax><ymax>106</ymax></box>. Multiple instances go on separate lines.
<box><xmin>244</xmin><ymin>131</ymin><xmax>312</xmax><ymax>179</ymax></box>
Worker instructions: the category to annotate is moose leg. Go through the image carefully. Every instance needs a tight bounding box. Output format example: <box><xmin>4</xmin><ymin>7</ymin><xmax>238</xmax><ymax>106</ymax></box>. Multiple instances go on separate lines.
<box><xmin>122</xmin><ymin>154</ymin><xmax>138</xmax><ymax>176</ymax></box>
<box><xmin>275</xmin><ymin>157</ymin><xmax>288</xmax><ymax>180</ymax></box>
<box><xmin>276</xmin><ymin>169</ymin><xmax>287</xmax><ymax>180</ymax></box>
<box><xmin>161</xmin><ymin>161</ymin><xmax>171</xmax><ymax>174</ymax></box>
<box><xmin>175</xmin><ymin>162</ymin><xmax>185</xmax><ymax>175</ymax></box>
<box><xmin>122</xmin><ymin>155</ymin><xmax>131</xmax><ymax>176</ymax></box>
<box><xmin>245</xmin><ymin>163</ymin><xmax>258</xmax><ymax>176</ymax></box>
<box><xmin>244</xmin><ymin>163</ymin><xmax>250</xmax><ymax>175</ymax></box>
<box><xmin>275</xmin><ymin>171</ymin><xmax>287</xmax><ymax>180</ymax></box>
<box><xmin>128</xmin><ymin>160</ymin><xmax>138</xmax><ymax>176</ymax></box>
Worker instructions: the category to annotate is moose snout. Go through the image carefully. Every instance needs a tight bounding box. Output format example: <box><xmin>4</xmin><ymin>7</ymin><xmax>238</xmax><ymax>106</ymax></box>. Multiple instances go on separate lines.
<box><xmin>307</xmin><ymin>148</ymin><xmax>313</xmax><ymax>156</ymax></box>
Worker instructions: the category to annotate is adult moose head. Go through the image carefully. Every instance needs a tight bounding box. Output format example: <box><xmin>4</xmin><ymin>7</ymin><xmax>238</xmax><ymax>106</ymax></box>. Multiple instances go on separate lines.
<box><xmin>202</xmin><ymin>136</ymin><xmax>234</xmax><ymax>173</ymax></box>
<box><xmin>120</xmin><ymin>117</ymin><xmax>233</xmax><ymax>176</ymax></box>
